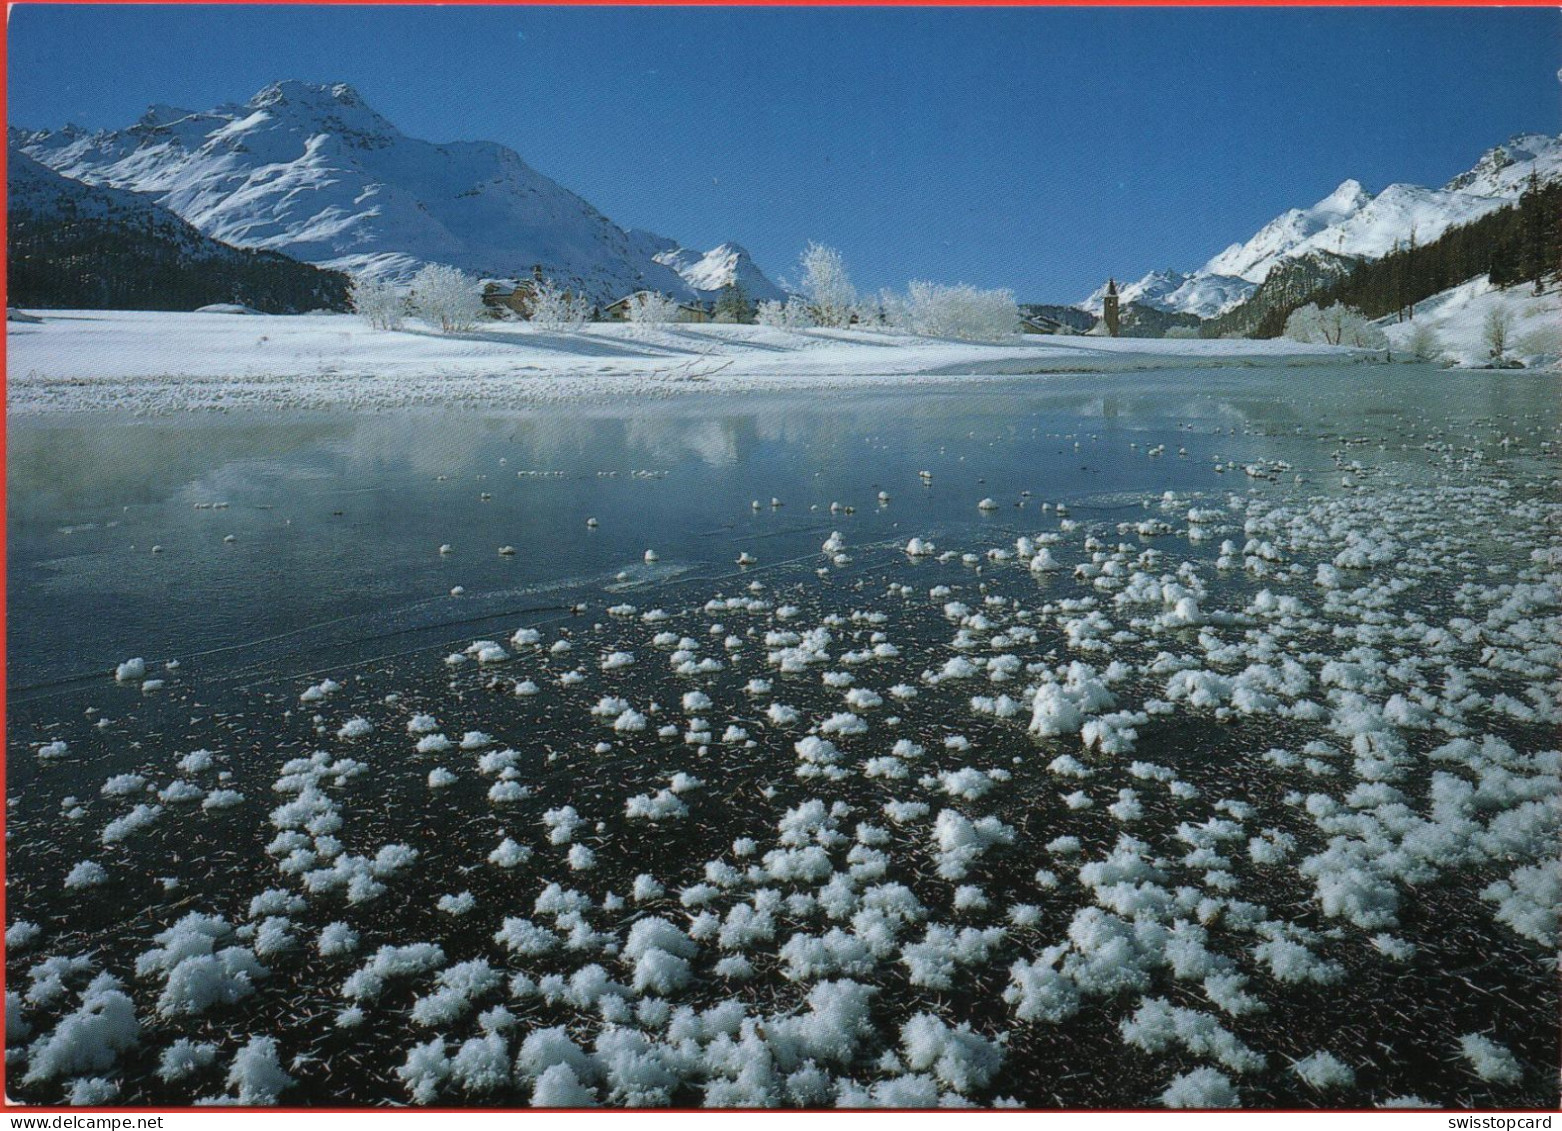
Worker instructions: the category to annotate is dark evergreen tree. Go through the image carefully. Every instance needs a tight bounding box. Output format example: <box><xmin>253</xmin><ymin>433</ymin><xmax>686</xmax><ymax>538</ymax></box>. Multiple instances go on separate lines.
<box><xmin>1518</xmin><ymin>171</ymin><xmax>1552</xmax><ymax>294</ymax></box>
<box><xmin>713</xmin><ymin>281</ymin><xmax>754</xmax><ymax>324</ymax></box>
<box><xmin>8</xmin><ymin>210</ymin><xmax>352</xmax><ymax>312</ymax></box>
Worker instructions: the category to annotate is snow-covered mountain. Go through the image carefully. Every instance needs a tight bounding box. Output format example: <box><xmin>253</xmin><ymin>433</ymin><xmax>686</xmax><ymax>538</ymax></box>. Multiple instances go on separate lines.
<box><xmin>1080</xmin><ymin>269</ymin><xmax>1254</xmax><ymax>320</ymax></box>
<box><xmin>653</xmin><ymin>243</ymin><xmax>786</xmax><ymax>303</ymax></box>
<box><xmin>1081</xmin><ymin>133</ymin><xmax>1562</xmax><ymax>319</ymax></box>
<box><xmin>1209</xmin><ymin>180</ymin><xmax>1526</xmax><ymax>282</ymax></box>
<box><xmin>10</xmin><ymin>145</ymin><xmax>208</xmax><ymax>248</ymax></box>
<box><xmin>1443</xmin><ymin>132</ymin><xmax>1562</xmax><ymax>196</ymax></box>
<box><xmin>1200</xmin><ymin>178</ymin><xmax>1374</xmax><ymax>284</ymax></box>
<box><xmin>12</xmin><ymin>80</ymin><xmax>780</xmax><ymax>304</ymax></box>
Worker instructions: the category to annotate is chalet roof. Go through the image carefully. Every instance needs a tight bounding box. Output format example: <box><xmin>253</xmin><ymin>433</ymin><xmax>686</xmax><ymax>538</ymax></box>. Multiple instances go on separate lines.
<box><xmin>603</xmin><ymin>291</ymin><xmax>712</xmax><ymax>312</ymax></box>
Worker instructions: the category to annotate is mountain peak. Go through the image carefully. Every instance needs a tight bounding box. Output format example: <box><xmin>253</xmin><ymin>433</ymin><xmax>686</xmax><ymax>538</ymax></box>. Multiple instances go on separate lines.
<box><xmin>234</xmin><ymin>81</ymin><xmax>398</xmax><ymax>148</ymax></box>
<box><xmin>1444</xmin><ymin>133</ymin><xmax>1562</xmax><ymax>194</ymax></box>
<box><xmin>249</xmin><ymin>80</ymin><xmax>370</xmax><ymax>112</ymax></box>
<box><xmin>1313</xmin><ymin>178</ymin><xmax>1372</xmax><ymax>217</ymax></box>
<box><xmin>136</xmin><ymin>103</ymin><xmax>199</xmax><ymax>129</ymax></box>
<box><xmin>1078</xmin><ymin>268</ymin><xmax>1253</xmax><ymax>319</ymax></box>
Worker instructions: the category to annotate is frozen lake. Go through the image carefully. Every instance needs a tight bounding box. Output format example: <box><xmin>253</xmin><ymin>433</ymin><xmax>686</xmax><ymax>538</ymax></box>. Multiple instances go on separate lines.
<box><xmin>7</xmin><ymin>366</ymin><xmax>1559</xmax><ymax>1107</ymax></box>
<box><xmin>5</xmin><ymin>367</ymin><xmax>1513</xmax><ymax>689</ymax></box>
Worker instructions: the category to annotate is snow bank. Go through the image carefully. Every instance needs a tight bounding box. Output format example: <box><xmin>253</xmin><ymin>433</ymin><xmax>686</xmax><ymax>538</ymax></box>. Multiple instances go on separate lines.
<box><xmin>1380</xmin><ymin>276</ymin><xmax>1560</xmax><ymax>369</ymax></box>
<box><xmin>8</xmin><ymin>313</ymin><xmax>1361</xmax><ymax>415</ymax></box>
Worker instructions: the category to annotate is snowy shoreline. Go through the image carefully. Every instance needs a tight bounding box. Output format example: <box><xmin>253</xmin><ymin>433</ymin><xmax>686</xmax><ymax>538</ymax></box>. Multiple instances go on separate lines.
<box><xmin>6</xmin><ymin>311</ymin><xmax>1370</xmax><ymax>415</ymax></box>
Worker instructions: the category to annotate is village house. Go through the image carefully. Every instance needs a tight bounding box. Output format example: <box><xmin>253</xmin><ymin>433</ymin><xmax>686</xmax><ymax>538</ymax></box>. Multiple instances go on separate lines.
<box><xmin>481</xmin><ymin>265</ymin><xmax>547</xmax><ymax>318</ymax></box>
<box><xmin>598</xmin><ymin>291</ymin><xmax>715</xmax><ymax>323</ymax></box>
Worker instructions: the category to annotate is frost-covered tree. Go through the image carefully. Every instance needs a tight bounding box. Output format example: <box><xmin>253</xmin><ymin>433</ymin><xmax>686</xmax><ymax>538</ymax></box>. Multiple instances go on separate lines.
<box><xmin>756</xmin><ymin>297</ymin><xmax>816</xmax><ymax>329</ymax></box>
<box><xmin>851</xmin><ymin>299</ymin><xmax>891</xmax><ymax>331</ymax></box>
<box><xmin>1284</xmin><ymin>302</ymin><xmax>1384</xmax><ymax>349</ymax></box>
<box><xmin>1336</xmin><ymin>306</ymin><xmax>1388</xmax><ymax>350</ymax></box>
<box><xmin>350</xmin><ymin>275</ymin><xmax>405</xmax><ymax>331</ymax></box>
<box><xmin>1163</xmin><ymin>325</ymin><xmax>1202</xmax><ymax>340</ymax></box>
<box><xmin>874</xmin><ymin>289</ymin><xmax>910</xmax><ymax>333</ymax></box>
<box><xmin>626</xmin><ymin>290</ymin><xmax>680</xmax><ymax>327</ymax></box>
<box><xmin>797</xmin><ymin>242</ymin><xmax>856</xmax><ymax>328</ymax></box>
<box><xmin>408</xmin><ymin>264</ymin><xmax>482</xmax><ymax>333</ymax></box>
<box><xmin>900</xmin><ymin>281</ymin><xmax>1019</xmax><ymax>341</ymax></box>
<box><xmin>1282</xmin><ymin>303</ymin><xmax>1326</xmax><ymax>344</ymax></box>
<box><xmin>1483</xmin><ymin>307</ymin><xmax>1514</xmax><ymax>359</ymax></box>
<box><xmin>529</xmin><ymin>277</ymin><xmax>593</xmax><ymax>332</ymax></box>
<box><xmin>849</xmin><ymin>288</ymin><xmax>912</xmax><ymax>332</ymax></box>
<box><xmin>1405</xmin><ymin>322</ymin><xmax>1443</xmax><ymax>363</ymax></box>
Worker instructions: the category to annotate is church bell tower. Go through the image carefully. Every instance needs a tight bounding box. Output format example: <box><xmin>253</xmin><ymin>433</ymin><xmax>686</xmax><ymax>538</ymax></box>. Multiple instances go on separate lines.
<box><xmin>1103</xmin><ymin>278</ymin><xmax>1120</xmax><ymax>338</ymax></box>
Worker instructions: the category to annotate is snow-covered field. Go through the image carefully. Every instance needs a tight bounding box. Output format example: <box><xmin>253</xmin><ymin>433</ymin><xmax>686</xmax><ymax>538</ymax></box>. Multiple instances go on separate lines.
<box><xmin>7</xmin><ymin>374</ymin><xmax>1558</xmax><ymax>1108</ymax></box>
<box><xmin>6</xmin><ymin>312</ymin><xmax>1363</xmax><ymax>414</ymax></box>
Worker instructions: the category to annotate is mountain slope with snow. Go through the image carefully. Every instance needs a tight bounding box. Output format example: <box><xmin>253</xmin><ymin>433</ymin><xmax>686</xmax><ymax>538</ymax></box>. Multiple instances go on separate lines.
<box><xmin>1243</xmin><ymin>181</ymin><xmax>1514</xmax><ymax>274</ymax></box>
<box><xmin>1377</xmin><ymin>275</ymin><xmax>1560</xmax><ymax>369</ymax></box>
<box><xmin>13</xmin><ymin>81</ymin><xmax>780</xmax><ymax>304</ymax></box>
<box><xmin>1444</xmin><ymin>133</ymin><xmax>1562</xmax><ymax>196</ymax></box>
<box><xmin>8</xmin><ymin>144</ymin><xmax>350</xmax><ymax>312</ymax></box>
<box><xmin>1202</xmin><ymin>178</ymin><xmax>1374</xmax><ymax>284</ymax></box>
<box><xmin>1082</xmin><ymin>133</ymin><xmax>1562</xmax><ymax>319</ymax></box>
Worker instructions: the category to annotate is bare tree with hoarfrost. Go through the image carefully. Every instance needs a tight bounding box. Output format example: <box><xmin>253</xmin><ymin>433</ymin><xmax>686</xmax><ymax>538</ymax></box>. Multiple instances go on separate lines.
<box><xmin>1405</xmin><ymin>322</ymin><xmax>1443</xmax><ymax>363</ymax></box>
<box><xmin>626</xmin><ymin>290</ymin><xmax>680</xmax><ymax>328</ymax></box>
<box><xmin>529</xmin><ymin>277</ymin><xmax>594</xmax><ymax>332</ymax></box>
<box><xmin>850</xmin><ymin>298</ymin><xmax>891</xmax><ymax>331</ymax></box>
<box><xmin>1482</xmin><ymin>307</ymin><xmax>1513</xmax><ymax>359</ymax></box>
<box><xmin>756</xmin><ymin>297</ymin><xmax>816</xmax><ymax>329</ymax></box>
<box><xmin>407</xmin><ymin>264</ymin><xmax>483</xmax><ymax>333</ymax></box>
<box><xmin>850</xmin><ymin>288</ymin><xmax>911</xmax><ymax>332</ymax></box>
<box><xmin>797</xmin><ymin>242</ymin><xmax>856</xmax><ymax>328</ymax></box>
<box><xmin>1283</xmin><ymin>302</ymin><xmax>1385</xmax><ymax>349</ymax></box>
<box><xmin>899</xmin><ymin>281</ymin><xmax>1019</xmax><ymax>341</ymax></box>
<box><xmin>1337</xmin><ymin>307</ymin><xmax>1388</xmax><ymax>350</ymax></box>
<box><xmin>765</xmin><ymin>238</ymin><xmax>1014</xmax><ymax>341</ymax></box>
<box><xmin>1282</xmin><ymin>303</ymin><xmax>1327</xmax><ymax>344</ymax></box>
<box><xmin>350</xmin><ymin>275</ymin><xmax>405</xmax><ymax>331</ymax></box>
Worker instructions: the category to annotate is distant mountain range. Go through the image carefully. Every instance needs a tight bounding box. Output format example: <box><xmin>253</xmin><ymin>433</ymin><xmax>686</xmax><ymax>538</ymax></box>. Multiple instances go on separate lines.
<box><xmin>11</xmin><ymin>84</ymin><xmax>1556</xmax><ymax>326</ymax></box>
<box><xmin>1080</xmin><ymin>133</ymin><xmax>1562</xmax><ymax>319</ymax></box>
<box><xmin>12</xmin><ymin>80</ymin><xmax>784</xmax><ymax>305</ymax></box>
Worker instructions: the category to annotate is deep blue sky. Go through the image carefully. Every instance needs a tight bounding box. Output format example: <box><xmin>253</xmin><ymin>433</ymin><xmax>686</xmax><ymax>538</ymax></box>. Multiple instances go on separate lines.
<box><xmin>9</xmin><ymin>5</ymin><xmax>1560</xmax><ymax>300</ymax></box>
